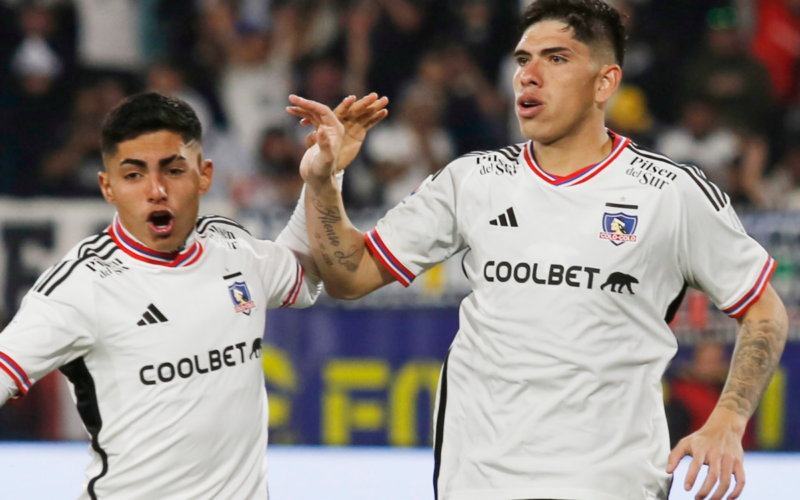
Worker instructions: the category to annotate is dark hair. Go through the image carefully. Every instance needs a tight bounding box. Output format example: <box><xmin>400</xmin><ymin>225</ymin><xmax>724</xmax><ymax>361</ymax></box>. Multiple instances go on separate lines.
<box><xmin>101</xmin><ymin>92</ymin><xmax>202</xmax><ymax>155</ymax></box>
<box><xmin>521</xmin><ymin>0</ymin><xmax>626</xmax><ymax>66</ymax></box>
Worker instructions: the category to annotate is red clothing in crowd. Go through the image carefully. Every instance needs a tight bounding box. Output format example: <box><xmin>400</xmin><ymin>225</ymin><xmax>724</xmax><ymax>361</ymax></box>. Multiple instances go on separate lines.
<box><xmin>751</xmin><ymin>0</ymin><xmax>800</xmax><ymax>103</ymax></box>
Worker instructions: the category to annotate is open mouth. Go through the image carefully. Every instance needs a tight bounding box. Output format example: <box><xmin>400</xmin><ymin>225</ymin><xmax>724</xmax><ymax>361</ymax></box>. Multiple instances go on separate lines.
<box><xmin>147</xmin><ymin>210</ymin><xmax>175</xmax><ymax>236</ymax></box>
<box><xmin>517</xmin><ymin>96</ymin><xmax>543</xmax><ymax>117</ymax></box>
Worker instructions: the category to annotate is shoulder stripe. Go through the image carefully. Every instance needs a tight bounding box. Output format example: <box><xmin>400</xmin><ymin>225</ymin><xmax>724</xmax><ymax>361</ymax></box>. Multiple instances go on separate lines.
<box><xmin>43</xmin><ymin>245</ymin><xmax>118</xmax><ymax>297</ymax></box>
<box><xmin>34</xmin><ymin>235</ymin><xmax>114</xmax><ymax>293</ymax></box>
<box><xmin>627</xmin><ymin>144</ymin><xmax>725</xmax><ymax>211</ymax></box>
<box><xmin>196</xmin><ymin>215</ymin><xmax>251</xmax><ymax>235</ymax></box>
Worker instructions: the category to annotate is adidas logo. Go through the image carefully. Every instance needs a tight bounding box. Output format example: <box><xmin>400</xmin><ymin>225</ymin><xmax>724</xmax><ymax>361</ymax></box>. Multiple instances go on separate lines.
<box><xmin>489</xmin><ymin>207</ymin><xmax>518</xmax><ymax>227</ymax></box>
<box><xmin>137</xmin><ymin>304</ymin><xmax>169</xmax><ymax>326</ymax></box>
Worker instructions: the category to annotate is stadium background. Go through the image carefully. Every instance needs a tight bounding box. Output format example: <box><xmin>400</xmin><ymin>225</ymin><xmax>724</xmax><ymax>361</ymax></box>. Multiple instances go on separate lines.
<box><xmin>0</xmin><ymin>0</ymin><xmax>800</xmax><ymax>497</ymax></box>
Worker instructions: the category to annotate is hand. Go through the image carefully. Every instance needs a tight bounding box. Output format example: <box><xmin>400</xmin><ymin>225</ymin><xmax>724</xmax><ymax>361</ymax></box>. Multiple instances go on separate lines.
<box><xmin>286</xmin><ymin>95</ymin><xmax>344</xmax><ymax>186</ymax></box>
<box><xmin>667</xmin><ymin>410</ymin><xmax>746</xmax><ymax>500</ymax></box>
<box><xmin>296</xmin><ymin>93</ymin><xmax>388</xmax><ymax>173</ymax></box>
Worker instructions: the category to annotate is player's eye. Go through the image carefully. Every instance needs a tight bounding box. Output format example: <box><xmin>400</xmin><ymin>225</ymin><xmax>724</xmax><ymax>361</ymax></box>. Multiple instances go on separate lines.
<box><xmin>551</xmin><ymin>55</ymin><xmax>566</xmax><ymax>63</ymax></box>
<box><xmin>516</xmin><ymin>57</ymin><xmax>529</xmax><ymax>66</ymax></box>
<box><xmin>168</xmin><ymin>168</ymin><xmax>185</xmax><ymax>176</ymax></box>
<box><xmin>124</xmin><ymin>172</ymin><xmax>141</xmax><ymax>180</ymax></box>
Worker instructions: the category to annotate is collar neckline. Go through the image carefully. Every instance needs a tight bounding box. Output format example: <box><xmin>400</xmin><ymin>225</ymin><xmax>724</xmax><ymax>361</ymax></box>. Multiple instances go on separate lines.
<box><xmin>524</xmin><ymin>130</ymin><xmax>631</xmax><ymax>187</ymax></box>
<box><xmin>109</xmin><ymin>215</ymin><xmax>203</xmax><ymax>268</ymax></box>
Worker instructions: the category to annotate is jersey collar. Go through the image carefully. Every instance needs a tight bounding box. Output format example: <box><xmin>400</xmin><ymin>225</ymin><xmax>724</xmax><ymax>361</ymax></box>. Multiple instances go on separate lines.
<box><xmin>109</xmin><ymin>215</ymin><xmax>203</xmax><ymax>268</ymax></box>
<box><xmin>524</xmin><ymin>130</ymin><xmax>631</xmax><ymax>187</ymax></box>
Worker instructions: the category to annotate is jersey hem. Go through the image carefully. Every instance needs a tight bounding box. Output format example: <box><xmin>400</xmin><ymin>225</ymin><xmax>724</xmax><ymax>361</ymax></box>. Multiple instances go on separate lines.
<box><xmin>0</xmin><ymin>350</ymin><xmax>31</xmax><ymax>396</ymax></box>
<box><xmin>722</xmin><ymin>256</ymin><xmax>776</xmax><ymax>318</ymax></box>
<box><xmin>364</xmin><ymin>229</ymin><xmax>415</xmax><ymax>287</ymax></box>
<box><xmin>446</xmin><ymin>486</ymin><xmax>635</xmax><ymax>500</ymax></box>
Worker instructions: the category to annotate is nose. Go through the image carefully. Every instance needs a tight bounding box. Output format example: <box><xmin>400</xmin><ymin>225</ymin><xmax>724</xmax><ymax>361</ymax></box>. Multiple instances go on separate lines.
<box><xmin>518</xmin><ymin>59</ymin><xmax>542</xmax><ymax>88</ymax></box>
<box><xmin>147</xmin><ymin>173</ymin><xmax>167</xmax><ymax>202</ymax></box>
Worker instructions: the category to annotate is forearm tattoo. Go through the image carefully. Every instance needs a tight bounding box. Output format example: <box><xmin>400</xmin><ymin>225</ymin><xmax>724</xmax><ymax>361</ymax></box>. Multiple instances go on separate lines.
<box><xmin>312</xmin><ymin>198</ymin><xmax>359</xmax><ymax>273</ymax></box>
<box><xmin>718</xmin><ymin>318</ymin><xmax>785</xmax><ymax>419</ymax></box>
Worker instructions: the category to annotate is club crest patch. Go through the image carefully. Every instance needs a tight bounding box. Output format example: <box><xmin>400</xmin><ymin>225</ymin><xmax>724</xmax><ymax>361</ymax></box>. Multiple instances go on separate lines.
<box><xmin>229</xmin><ymin>281</ymin><xmax>256</xmax><ymax>314</ymax></box>
<box><xmin>600</xmin><ymin>212</ymin><xmax>638</xmax><ymax>245</ymax></box>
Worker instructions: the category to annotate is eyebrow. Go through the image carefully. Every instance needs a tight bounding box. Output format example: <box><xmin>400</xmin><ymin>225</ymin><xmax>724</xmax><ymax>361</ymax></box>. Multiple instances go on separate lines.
<box><xmin>119</xmin><ymin>155</ymin><xmax>185</xmax><ymax>168</ymax></box>
<box><xmin>513</xmin><ymin>46</ymin><xmax>573</xmax><ymax>58</ymax></box>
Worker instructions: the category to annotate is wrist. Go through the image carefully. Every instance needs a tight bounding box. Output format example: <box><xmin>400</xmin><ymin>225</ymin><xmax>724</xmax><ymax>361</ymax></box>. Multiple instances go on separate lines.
<box><xmin>707</xmin><ymin>406</ymin><xmax>748</xmax><ymax>436</ymax></box>
<box><xmin>306</xmin><ymin>172</ymin><xmax>339</xmax><ymax>196</ymax></box>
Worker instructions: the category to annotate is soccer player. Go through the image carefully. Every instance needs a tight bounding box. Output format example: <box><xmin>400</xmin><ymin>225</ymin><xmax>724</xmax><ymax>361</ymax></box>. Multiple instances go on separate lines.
<box><xmin>0</xmin><ymin>92</ymin><xmax>386</xmax><ymax>499</ymax></box>
<box><xmin>289</xmin><ymin>1</ymin><xmax>789</xmax><ymax>500</ymax></box>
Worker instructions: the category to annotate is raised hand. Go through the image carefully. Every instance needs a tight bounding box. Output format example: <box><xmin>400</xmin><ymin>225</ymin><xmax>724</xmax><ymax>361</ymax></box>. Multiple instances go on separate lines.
<box><xmin>290</xmin><ymin>93</ymin><xmax>389</xmax><ymax>173</ymax></box>
<box><xmin>286</xmin><ymin>95</ymin><xmax>344</xmax><ymax>185</ymax></box>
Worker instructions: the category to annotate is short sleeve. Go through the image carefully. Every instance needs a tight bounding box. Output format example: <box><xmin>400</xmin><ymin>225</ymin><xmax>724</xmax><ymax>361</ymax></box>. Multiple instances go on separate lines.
<box><xmin>365</xmin><ymin>163</ymin><xmax>467</xmax><ymax>287</ymax></box>
<box><xmin>0</xmin><ymin>290</ymin><xmax>95</xmax><ymax>399</ymax></box>
<box><xmin>252</xmin><ymin>239</ymin><xmax>321</xmax><ymax>309</ymax></box>
<box><xmin>677</xmin><ymin>180</ymin><xmax>775</xmax><ymax>318</ymax></box>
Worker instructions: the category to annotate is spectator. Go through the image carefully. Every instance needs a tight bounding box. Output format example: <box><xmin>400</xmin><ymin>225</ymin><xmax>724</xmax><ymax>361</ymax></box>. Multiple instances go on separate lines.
<box><xmin>751</xmin><ymin>0</ymin><xmax>800</xmax><ymax>105</ymax></box>
<box><xmin>606</xmin><ymin>85</ymin><xmax>656</xmax><ymax>148</ymax></box>
<box><xmin>39</xmin><ymin>78</ymin><xmax>126</xmax><ymax>197</ymax></box>
<box><xmin>681</xmin><ymin>13</ymin><xmax>776</xmax><ymax>133</ymax></box>
<box><xmin>366</xmin><ymin>83</ymin><xmax>455</xmax><ymax>206</ymax></box>
<box><xmin>207</xmin><ymin>2</ymin><xmax>296</xmax><ymax>155</ymax></box>
<box><xmin>656</xmin><ymin>99</ymin><xmax>742</xmax><ymax>192</ymax></box>
<box><xmin>760</xmin><ymin>140</ymin><xmax>800</xmax><ymax>209</ymax></box>
<box><xmin>232</xmin><ymin>127</ymin><xmax>305</xmax><ymax>211</ymax></box>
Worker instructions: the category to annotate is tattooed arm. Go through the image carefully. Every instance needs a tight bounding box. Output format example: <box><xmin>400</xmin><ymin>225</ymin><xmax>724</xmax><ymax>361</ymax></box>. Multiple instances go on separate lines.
<box><xmin>288</xmin><ymin>95</ymin><xmax>396</xmax><ymax>299</ymax></box>
<box><xmin>667</xmin><ymin>284</ymin><xmax>788</xmax><ymax>500</ymax></box>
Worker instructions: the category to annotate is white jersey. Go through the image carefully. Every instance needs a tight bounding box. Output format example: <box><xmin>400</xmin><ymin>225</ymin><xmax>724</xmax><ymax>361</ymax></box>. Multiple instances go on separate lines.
<box><xmin>0</xmin><ymin>214</ymin><xmax>319</xmax><ymax>500</ymax></box>
<box><xmin>365</xmin><ymin>132</ymin><xmax>775</xmax><ymax>500</ymax></box>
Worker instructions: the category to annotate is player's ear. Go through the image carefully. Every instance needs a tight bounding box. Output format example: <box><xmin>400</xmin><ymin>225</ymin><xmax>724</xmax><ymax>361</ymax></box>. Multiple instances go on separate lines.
<box><xmin>98</xmin><ymin>170</ymin><xmax>115</xmax><ymax>204</ymax></box>
<box><xmin>596</xmin><ymin>64</ymin><xmax>622</xmax><ymax>105</ymax></box>
<box><xmin>198</xmin><ymin>159</ymin><xmax>213</xmax><ymax>195</ymax></box>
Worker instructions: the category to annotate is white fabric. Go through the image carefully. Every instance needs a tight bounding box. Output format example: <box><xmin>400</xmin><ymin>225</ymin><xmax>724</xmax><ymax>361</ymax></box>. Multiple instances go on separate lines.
<box><xmin>0</xmin><ymin>215</ymin><xmax>319</xmax><ymax>500</ymax></box>
<box><xmin>75</xmin><ymin>0</ymin><xmax>144</xmax><ymax>70</ymax></box>
<box><xmin>369</xmin><ymin>139</ymin><xmax>771</xmax><ymax>500</ymax></box>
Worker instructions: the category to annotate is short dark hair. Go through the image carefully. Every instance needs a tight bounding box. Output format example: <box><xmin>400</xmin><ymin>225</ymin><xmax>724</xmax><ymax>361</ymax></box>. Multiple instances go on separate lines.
<box><xmin>521</xmin><ymin>0</ymin><xmax>626</xmax><ymax>67</ymax></box>
<box><xmin>101</xmin><ymin>92</ymin><xmax>202</xmax><ymax>156</ymax></box>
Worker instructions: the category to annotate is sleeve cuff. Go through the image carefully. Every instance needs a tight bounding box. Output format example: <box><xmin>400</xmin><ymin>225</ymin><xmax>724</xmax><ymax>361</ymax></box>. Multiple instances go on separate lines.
<box><xmin>281</xmin><ymin>261</ymin><xmax>305</xmax><ymax>308</ymax></box>
<box><xmin>364</xmin><ymin>229</ymin><xmax>416</xmax><ymax>287</ymax></box>
<box><xmin>0</xmin><ymin>351</ymin><xmax>31</xmax><ymax>397</ymax></box>
<box><xmin>722</xmin><ymin>256</ymin><xmax>776</xmax><ymax>318</ymax></box>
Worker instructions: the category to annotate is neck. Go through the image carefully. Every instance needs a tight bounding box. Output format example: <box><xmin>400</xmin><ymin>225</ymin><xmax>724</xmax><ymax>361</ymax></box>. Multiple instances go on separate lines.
<box><xmin>532</xmin><ymin>119</ymin><xmax>613</xmax><ymax>178</ymax></box>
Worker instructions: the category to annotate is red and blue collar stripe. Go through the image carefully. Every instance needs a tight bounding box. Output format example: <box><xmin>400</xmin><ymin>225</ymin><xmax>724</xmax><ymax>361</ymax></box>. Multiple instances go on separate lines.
<box><xmin>524</xmin><ymin>131</ymin><xmax>631</xmax><ymax>187</ymax></box>
<box><xmin>0</xmin><ymin>351</ymin><xmax>31</xmax><ymax>396</ymax></box>
<box><xmin>723</xmin><ymin>256</ymin><xmax>776</xmax><ymax>318</ymax></box>
<box><xmin>365</xmin><ymin>229</ymin><xmax>415</xmax><ymax>287</ymax></box>
<box><xmin>109</xmin><ymin>216</ymin><xmax>203</xmax><ymax>268</ymax></box>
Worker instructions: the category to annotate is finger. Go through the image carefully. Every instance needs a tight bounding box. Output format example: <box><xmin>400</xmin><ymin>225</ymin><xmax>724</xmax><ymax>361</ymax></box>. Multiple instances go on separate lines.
<box><xmin>288</xmin><ymin>95</ymin><xmax>338</xmax><ymax>126</ymax></box>
<box><xmin>286</xmin><ymin>107</ymin><xmax>323</xmax><ymax>128</ymax></box>
<box><xmin>696</xmin><ymin>455</ymin><xmax>719</xmax><ymax>500</ymax></box>
<box><xmin>729</xmin><ymin>460</ymin><xmax>745</xmax><ymax>499</ymax></box>
<box><xmin>333</xmin><ymin>95</ymin><xmax>356</xmax><ymax>116</ymax></box>
<box><xmin>305</xmin><ymin>131</ymin><xmax>316</xmax><ymax>148</ymax></box>
<box><xmin>363</xmin><ymin>109</ymin><xmax>389</xmax><ymax>130</ymax></box>
<box><xmin>668</xmin><ymin>440</ymin><xmax>690</xmax><ymax>473</ymax></box>
<box><xmin>348</xmin><ymin>92</ymin><xmax>379</xmax><ymax>116</ymax></box>
<box><xmin>685</xmin><ymin>451</ymin><xmax>706</xmax><ymax>491</ymax></box>
<box><xmin>353</xmin><ymin>96</ymin><xmax>389</xmax><ymax>120</ymax></box>
<box><xmin>709</xmin><ymin>456</ymin><xmax>733</xmax><ymax>500</ymax></box>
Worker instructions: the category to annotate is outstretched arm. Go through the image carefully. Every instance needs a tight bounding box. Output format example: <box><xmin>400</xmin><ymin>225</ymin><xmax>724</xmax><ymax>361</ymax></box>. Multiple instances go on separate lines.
<box><xmin>667</xmin><ymin>284</ymin><xmax>788</xmax><ymax>500</ymax></box>
<box><xmin>277</xmin><ymin>94</ymin><xmax>389</xmax><ymax>278</ymax></box>
<box><xmin>287</xmin><ymin>95</ymin><xmax>396</xmax><ymax>299</ymax></box>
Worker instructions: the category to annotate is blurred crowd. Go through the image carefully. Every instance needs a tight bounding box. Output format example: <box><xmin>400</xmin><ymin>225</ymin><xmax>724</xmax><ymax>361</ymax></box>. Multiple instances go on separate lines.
<box><xmin>0</xmin><ymin>0</ymin><xmax>799</xmax><ymax>211</ymax></box>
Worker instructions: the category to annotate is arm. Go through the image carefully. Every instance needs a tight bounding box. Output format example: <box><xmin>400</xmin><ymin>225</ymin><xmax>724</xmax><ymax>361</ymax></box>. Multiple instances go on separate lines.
<box><xmin>667</xmin><ymin>284</ymin><xmax>788</xmax><ymax>500</ymax></box>
<box><xmin>278</xmin><ymin>94</ymin><xmax>389</xmax><ymax>279</ymax></box>
<box><xmin>287</xmin><ymin>95</ymin><xmax>396</xmax><ymax>299</ymax></box>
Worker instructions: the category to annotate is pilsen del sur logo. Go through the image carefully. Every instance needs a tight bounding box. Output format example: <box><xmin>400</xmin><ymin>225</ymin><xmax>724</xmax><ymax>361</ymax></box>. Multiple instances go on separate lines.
<box><xmin>228</xmin><ymin>281</ymin><xmax>256</xmax><ymax>314</ymax></box>
<box><xmin>600</xmin><ymin>212</ymin><xmax>638</xmax><ymax>246</ymax></box>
